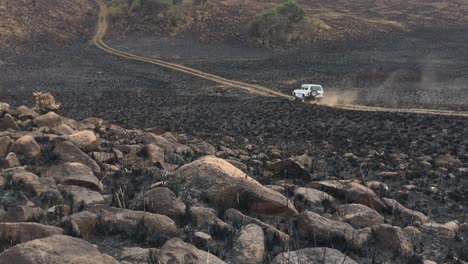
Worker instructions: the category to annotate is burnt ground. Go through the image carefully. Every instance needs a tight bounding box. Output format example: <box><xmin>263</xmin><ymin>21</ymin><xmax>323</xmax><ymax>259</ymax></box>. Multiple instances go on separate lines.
<box><xmin>1</xmin><ymin>20</ymin><xmax>468</xmax><ymax>263</ymax></box>
<box><xmin>108</xmin><ymin>26</ymin><xmax>468</xmax><ymax>111</ymax></box>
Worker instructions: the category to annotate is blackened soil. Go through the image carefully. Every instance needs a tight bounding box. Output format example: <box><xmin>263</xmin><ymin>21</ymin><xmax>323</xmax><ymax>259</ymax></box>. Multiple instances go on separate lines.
<box><xmin>108</xmin><ymin>27</ymin><xmax>468</xmax><ymax>111</ymax></box>
<box><xmin>1</xmin><ymin>26</ymin><xmax>468</xmax><ymax>260</ymax></box>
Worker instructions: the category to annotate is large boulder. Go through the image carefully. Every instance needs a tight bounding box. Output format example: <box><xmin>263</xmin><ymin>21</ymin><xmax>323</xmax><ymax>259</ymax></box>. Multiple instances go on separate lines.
<box><xmin>0</xmin><ymin>206</ymin><xmax>45</xmax><ymax>222</ymax></box>
<box><xmin>225</xmin><ymin>208</ymin><xmax>289</xmax><ymax>247</ymax></box>
<box><xmin>422</xmin><ymin>222</ymin><xmax>457</xmax><ymax>239</ymax></box>
<box><xmin>269</xmin><ymin>157</ymin><xmax>311</xmax><ymax>181</ymax></box>
<box><xmin>11</xmin><ymin>135</ymin><xmax>41</xmax><ymax>161</ymax></box>
<box><xmin>14</xmin><ymin>105</ymin><xmax>39</xmax><ymax>120</ymax></box>
<box><xmin>344</xmin><ymin>182</ymin><xmax>387</xmax><ymax>212</ymax></box>
<box><xmin>51</xmin><ymin>124</ymin><xmax>76</xmax><ymax>136</ymax></box>
<box><xmin>0</xmin><ymin>114</ymin><xmax>19</xmax><ymax>130</ymax></box>
<box><xmin>4</xmin><ymin>152</ymin><xmax>21</xmax><ymax>168</ymax></box>
<box><xmin>0</xmin><ymin>235</ymin><xmax>118</xmax><ymax>264</ymax></box>
<box><xmin>59</xmin><ymin>185</ymin><xmax>104</xmax><ymax>208</ymax></box>
<box><xmin>307</xmin><ymin>180</ymin><xmax>347</xmax><ymax>195</ymax></box>
<box><xmin>53</xmin><ymin>141</ymin><xmax>101</xmax><ymax>174</ymax></box>
<box><xmin>135</xmin><ymin>133</ymin><xmax>174</xmax><ymax>154</ymax></box>
<box><xmin>61</xmin><ymin>211</ymin><xmax>98</xmax><ymax>238</ymax></box>
<box><xmin>271</xmin><ymin>247</ymin><xmax>358</xmax><ymax>264</ymax></box>
<box><xmin>189</xmin><ymin>207</ymin><xmax>231</xmax><ymax>234</ymax></box>
<box><xmin>229</xmin><ymin>224</ymin><xmax>265</xmax><ymax>264</ymax></box>
<box><xmin>129</xmin><ymin>187</ymin><xmax>186</xmax><ymax>218</ymax></box>
<box><xmin>154</xmin><ymin>238</ymin><xmax>225</xmax><ymax>264</ymax></box>
<box><xmin>308</xmin><ymin>180</ymin><xmax>387</xmax><ymax>213</ymax></box>
<box><xmin>173</xmin><ymin>156</ymin><xmax>298</xmax><ymax>217</ymax></box>
<box><xmin>334</xmin><ymin>203</ymin><xmax>384</xmax><ymax>228</ymax></box>
<box><xmin>139</xmin><ymin>144</ymin><xmax>165</xmax><ymax>165</ymax></box>
<box><xmin>297</xmin><ymin>211</ymin><xmax>370</xmax><ymax>249</ymax></box>
<box><xmin>293</xmin><ymin>187</ymin><xmax>334</xmax><ymax>212</ymax></box>
<box><xmin>47</xmin><ymin>162</ymin><xmax>103</xmax><ymax>191</ymax></box>
<box><xmin>384</xmin><ymin>198</ymin><xmax>429</xmax><ymax>226</ymax></box>
<box><xmin>33</xmin><ymin>112</ymin><xmax>62</xmax><ymax>128</ymax></box>
<box><xmin>0</xmin><ymin>223</ymin><xmax>63</xmax><ymax>244</ymax></box>
<box><xmin>1</xmin><ymin>168</ymin><xmax>49</xmax><ymax>196</ymax></box>
<box><xmin>119</xmin><ymin>247</ymin><xmax>152</xmax><ymax>263</ymax></box>
<box><xmin>298</xmin><ymin>211</ymin><xmax>356</xmax><ymax>242</ymax></box>
<box><xmin>88</xmin><ymin>205</ymin><xmax>177</xmax><ymax>236</ymax></box>
<box><xmin>190</xmin><ymin>140</ymin><xmax>216</xmax><ymax>156</ymax></box>
<box><xmin>64</xmin><ymin>130</ymin><xmax>98</xmax><ymax>152</ymax></box>
<box><xmin>372</xmin><ymin>224</ymin><xmax>414</xmax><ymax>256</ymax></box>
<box><xmin>0</xmin><ymin>136</ymin><xmax>12</xmax><ymax>156</ymax></box>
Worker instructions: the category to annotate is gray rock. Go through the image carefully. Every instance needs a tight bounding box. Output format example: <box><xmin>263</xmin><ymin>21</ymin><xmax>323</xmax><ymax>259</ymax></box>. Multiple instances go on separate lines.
<box><xmin>271</xmin><ymin>247</ymin><xmax>358</xmax><ymax>264</ymax></box>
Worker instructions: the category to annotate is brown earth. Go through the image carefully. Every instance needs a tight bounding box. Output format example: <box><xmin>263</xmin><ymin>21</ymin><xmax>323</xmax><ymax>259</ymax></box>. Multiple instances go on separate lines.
<box><xmin>0</xmin><ymin>0</ymin><xmax>96</xmax><ymax>53</ymax></box>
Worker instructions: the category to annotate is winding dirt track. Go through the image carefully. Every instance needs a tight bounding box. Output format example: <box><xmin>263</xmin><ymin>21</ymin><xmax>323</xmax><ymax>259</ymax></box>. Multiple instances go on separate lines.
<box><xmin>92</xmin><ymin>0</ymin><xmax>468</xmax><ymax>118</ymax></box>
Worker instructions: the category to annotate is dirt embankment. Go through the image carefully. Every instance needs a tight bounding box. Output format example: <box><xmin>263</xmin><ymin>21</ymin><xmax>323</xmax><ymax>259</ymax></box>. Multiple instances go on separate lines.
<box><xmin>0</xmin><ymin>0</ymin><xmax>96</xmax><ymax>53</ymax></box>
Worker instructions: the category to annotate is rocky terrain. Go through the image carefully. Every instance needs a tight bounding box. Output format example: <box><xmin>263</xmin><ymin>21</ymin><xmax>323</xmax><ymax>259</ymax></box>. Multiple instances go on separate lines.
<box><xmin>1</xmin><ymin>0</ymin><xmax>468</xmax><ymax>263</ymax></box>
<box><xmin>0</xmin><ymin>99</ymin><xmax>467</xmax><ymax>263</ymax></box>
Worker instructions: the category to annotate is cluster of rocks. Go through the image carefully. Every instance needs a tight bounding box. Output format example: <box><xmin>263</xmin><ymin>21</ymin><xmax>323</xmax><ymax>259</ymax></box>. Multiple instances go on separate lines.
<box><xmin>0</xmin><ymin>101</ymin><xmax>467</xmax><ymax>264</ymax></box>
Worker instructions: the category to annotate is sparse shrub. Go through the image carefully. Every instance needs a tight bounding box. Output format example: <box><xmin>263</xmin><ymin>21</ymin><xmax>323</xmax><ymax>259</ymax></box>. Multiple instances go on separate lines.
<box><xmin>251</xmin><ymin>0</ymin><xmax>311</xmax><ymax>47</ymax></box>
<box><xmin>131</xmin><ymin>0</ymin><xmax>144</xmax><ymax>11</ymax></box>
<box><xmin>33</xmin><ymin>91</ymin><xmax>61</xmax><ymax>114</ymax></box>
<box><xmin>108</xmin><ymin>0</ymin><xmax>129</xmax><ymax>19</ymax></box>
<box><xmin>130</xmin><ymin>0</ymin><xmax>194</xmax><ymax>25</ymax></box>
<box><xmin>312</xmin><ymin>17</ymin><xmax>330</xmax><ymax>31</ymax></box>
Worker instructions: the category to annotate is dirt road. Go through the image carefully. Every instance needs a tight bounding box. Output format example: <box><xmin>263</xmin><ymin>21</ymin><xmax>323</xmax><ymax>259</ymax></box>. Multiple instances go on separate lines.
<box><xmin>93</xmin><ymin>0</ymin><xmax>468</xmax><ymax>118</ymax></box>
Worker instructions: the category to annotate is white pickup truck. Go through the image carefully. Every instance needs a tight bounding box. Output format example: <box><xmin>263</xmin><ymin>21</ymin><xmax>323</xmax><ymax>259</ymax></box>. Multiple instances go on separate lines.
<box><xmin>292</xmin><ymin>84</ymin><xmax>324</xmax><ymax>101</ymax></box>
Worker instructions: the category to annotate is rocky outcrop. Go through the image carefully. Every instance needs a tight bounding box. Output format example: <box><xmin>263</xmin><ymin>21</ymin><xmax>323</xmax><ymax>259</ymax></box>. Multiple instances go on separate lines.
<box><xmin>33</xmin><ymin>112</ymin><xmax>62</xmax><ymax>128</ymax></box>
<box><xmin>53</xmin><ymin>141</ymin><xmax>101</xmax><ymax>174</ymax></box>
<box><xmin>2</xmin><ymin>99</ymin><xmax>459</xmax><ymax>263</ymax></box>
<box><xmin>271</xmin><ymin>247</ymin><xmax>358</xmax><ymax>264</ymax></box>
<box><xmin>47</xmin><ymin>162</ymin><xmax>103</xmax><ymax>191</ymax></box>
<box><xmin>293</xmin><ymin>187</ymin><xmax>334</xmax><ymax>212</ymax></box>
<box><xmin>372</xmin><ymin>224</ymin><xmax>414</xmax><ymax>256</ymax></box>
<box><xmin>129</xmin><ymin>187</ymin><xmax>186</xmax><ymax>218</ymax></box>
<box><xmin>11</xmin><ymin>135</ymin><xmax>41</xmax><ymax>161</ymax></box>
<box><xmin>384</xmin><ymin>198</ymin><xmax>429</xmax><ymax>226</ymax></box>
<box><xmin>153</xmin><ymin>238</ymin><xmax>225</xmax><ymax>264</ymax></box>
<box><xmin>61</xmin><ymin>211</ymin><xmax>98</xmax><ymax>238</ymax></box>
<box><xmin>64</xmin><ymin>130</ymin><xmax>98</xmax><ymax>152</ymax></box>
<box><xmin>334</xmin><ymin>203</ymin><xmax>384</xmax><ymax>228</ymax></box>
<box><xmin>0</xmin><ymin>222</ymin><xmax>63</xmax><ymax>244</ymax></box>
<box><xmin>88</xmin><ymin>205</ymin><xmax>177</xmax><ymax>236</ymax></box>
<box><xmin>225</xmin><ymin>208</ymin><xmax>289</xmax><ymax>247</ymax></box>
<box><xmin>190</xmin><ymin>206</ymin><xmax>231</xmax><ymax>234</ymax></box>
<box><xmin>0</xmin><ymin>235</ymin><xmax>118</xmax><ymax>264</ymax></box>
<box><xmin>308</xmin><ymin>180</ymin><xmax>387</xmax><ymax>212</ymax></box>
<box><xmin>174</xmin><ymin>156</ymin><xmax>298</xmax><ymax>217</ymax></box>
<box><xmin>229</xmin><ymin>224</ymin><xmax>265</xmax><ymax>264</ymax></box>
<box><xmin>297</xmin><ymin>211</ymin><xmax>371</xmax><ymax>249</ymax></box>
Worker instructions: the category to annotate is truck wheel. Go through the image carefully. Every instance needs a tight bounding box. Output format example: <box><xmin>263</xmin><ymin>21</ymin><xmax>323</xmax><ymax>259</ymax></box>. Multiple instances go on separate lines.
<box><xmin>301</xmin><ymin>95</ymin><xmax>305</xmax><ymax>102</ymax></box>
<box><xmin>311</xmin><ymin>91</ymin><xmax>318</xmax><ymax>97</ymax></box>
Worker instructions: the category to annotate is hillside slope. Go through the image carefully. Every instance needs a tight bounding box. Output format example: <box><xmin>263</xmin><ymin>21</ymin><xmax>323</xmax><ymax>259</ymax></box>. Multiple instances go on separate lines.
<box><xmin>107</xmin><ymin>0</ymin><xmax>468</xmax><ymax>48</ymax></box>
<box><xmin>0</xmin><ymin>0</ymin><xmax>96</xmax><ymax>53</ymax></box>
